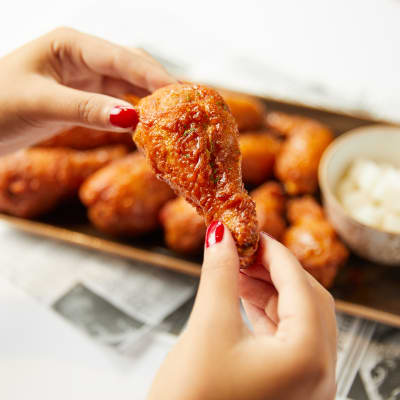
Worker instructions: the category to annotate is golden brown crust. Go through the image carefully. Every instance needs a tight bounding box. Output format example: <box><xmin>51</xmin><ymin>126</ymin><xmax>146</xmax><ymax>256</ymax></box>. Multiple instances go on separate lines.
<box><xmin>134</xmin><ymin>83</ymin><xmax>259</xmax><ymax>267</ymax></box>
<box><xmin>239</xmin><ymin>132</ymin><xmax>281</xmax><ymax>186</ymax></box>
<box><xmin>275</xmin><ymin>124</ymin><xmax>333</xmax><ymax>195</ymax></box>
<box><xmin>219</xmin><ymin>90</ymin><xmax>266</xmax><ymax>131</ymax></box>
<box><xmin>283</xmin><ymin>196</ymin><xmax>349</xmax><ymax>288</ymax></box>
<box><xmin>287</xmin><ymin>195</ymin><xmax>324</xmax><ymax>224</ymax></box>
<box><xmin>79</xmin><ymin>152</ymin><xmax>174</xmax><ymax>236</ymax></box>
<box><xmin>0</xmin><ymin>145</ymin><xmax>128</xmax><ymax>218</ymax></box>
<box><xmin>159</xmin><ymin>197</ymin><xmax>206</xmax><ymax>254</ymax></box>
<box><xmin>250</xmin><ymin>181</ymin><xmax>287</xmax><ymax>241</ymax></box>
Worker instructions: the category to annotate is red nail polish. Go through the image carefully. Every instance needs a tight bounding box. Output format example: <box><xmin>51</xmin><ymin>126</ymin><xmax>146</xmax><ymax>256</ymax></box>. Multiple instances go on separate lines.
<box><xmin>205</xmin><ymin>221</ymin><xmax>224</xmax><ymax>248</ymax></box>
<box><xmin>109</xmin><ymin>106</ymin><xmax>139</xmax><ymax>128</ymax></box>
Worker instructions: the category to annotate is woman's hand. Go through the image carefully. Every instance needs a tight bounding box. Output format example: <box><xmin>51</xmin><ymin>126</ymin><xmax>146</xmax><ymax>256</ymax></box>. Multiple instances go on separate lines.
<box><xmin>0</xmin><ymin>27</ymin><xmax>176</xmax><ymax>154</ymax></box>
<box><xmin>148</xmin><ymin>223</ymin><xmax>337</xmax><ymax>400</ymax></box>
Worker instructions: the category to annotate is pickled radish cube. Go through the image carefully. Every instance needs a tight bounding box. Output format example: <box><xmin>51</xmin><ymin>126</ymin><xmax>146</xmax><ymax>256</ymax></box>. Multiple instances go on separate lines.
<box><xmin>352</xmin><ymin>204</ymin><xmax>384</xmax><ymax>227</ymax></box>
<box><xmin>337</xmin><ymin>178</ymin><xmax>356</xmax><ymax>201</ymax></box>
<box><xmin>371</xmin><ymin>167</ymin><xmax>400</xmax><ymax>206</ymax></box>
<box><xmin>340</xmin><ymin>190</ymin><xmax>368</xmax><ymax>213</ymax></box>
<box><xmin>381</xmin><ymin>212</ymin><xmax>400</xmax><ymax>233</ymax></box>
<box><xmin>349</xmin><ymin>159</ymin><xmax>381</xmax><ymax>193</ymax></box>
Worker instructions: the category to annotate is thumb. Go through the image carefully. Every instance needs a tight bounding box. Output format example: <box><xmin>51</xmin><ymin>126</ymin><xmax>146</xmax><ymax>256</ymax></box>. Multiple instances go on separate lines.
<box><xmin>189</xmin><ymin>221</ymin><xmax>242</xmax><ymax>328</ymax></box>
<box><xmin>36</xmin><ymin>83</ymin><xmax>139</xmax><ymax>132</ymax></box>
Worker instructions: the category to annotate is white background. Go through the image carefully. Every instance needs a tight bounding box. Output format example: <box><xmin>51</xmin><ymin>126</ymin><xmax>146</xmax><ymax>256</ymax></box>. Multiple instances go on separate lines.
<box><xmin>0</xmin><ymin>1</ymin><xmax>398</xmax><ymax>399</ymax></box>
<box><xmin>1</xmin><ymin>0</ymin><xmax>399</xmax><ymax>121</ymax></box>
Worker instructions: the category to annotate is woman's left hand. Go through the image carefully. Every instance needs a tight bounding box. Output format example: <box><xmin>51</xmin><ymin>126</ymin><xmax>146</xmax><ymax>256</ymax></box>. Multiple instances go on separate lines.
<box><xmin>0</xmin><ymin>27</ymin><xmax>176</xmax><ymax>154</ymax></box>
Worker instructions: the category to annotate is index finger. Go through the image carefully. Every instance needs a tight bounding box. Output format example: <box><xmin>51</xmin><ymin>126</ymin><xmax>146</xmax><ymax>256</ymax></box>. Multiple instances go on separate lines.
<box><xmin>258</xmin><ymin>233</ymin><xmax>319</xmax><ymax>341</ymax></box>
<box><xmin>50</xmin><ymin>28</ymin><xmax>176</xmax><ymax>92</ymax></box>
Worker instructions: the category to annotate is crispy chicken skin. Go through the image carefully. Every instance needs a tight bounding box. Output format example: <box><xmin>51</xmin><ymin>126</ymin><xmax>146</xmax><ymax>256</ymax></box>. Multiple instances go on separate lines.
<box><xmin>275</xmin><ymin>122</ymin><xmax>333</xmax><ymax>195</ymax></box>
<box><xmin>219</xmin><ymin>90</ymin><xmax>266</xmax><ymax>131</ymax></box>
<box><xmin>159</xmin><ymin>197</ymin><xmax>206</xmax><ymax>254</ymax></box>
<box><xmin>0</xmin><ymin>145</ymin><xmax>127</xmax><ymax>218</ymax></box>
<box><xmin>283</xmin><ymin>196</ymin><xmax>349</xmax><ymax>288</ymax></box>
<box><xmin>239</xmin><ymin>132</ymin><xmax>281</xmax><ymax>186</ymax></box>
<box><xmin>160</xmin><ymin>183</ymin><xmax>285</xmax><ymax>255</ymax></box>
<box><xmin>79</xmin><ymin>152</ymin><xmax>174</xmax><ymax>236</ymax></box>
<box><xmin>250</xmin><ymin>182</ymin><xmax>286</xmax><ymax>241</ymax></box>
<box><xmin>134</xmin><ymin>83</ymin><xmax>259</xmax><ymax>267</ymax></box>
<box><xmin>38</xmin><ymin>126</ymin><xmax>135</xmax><ymax>150</ymax></box>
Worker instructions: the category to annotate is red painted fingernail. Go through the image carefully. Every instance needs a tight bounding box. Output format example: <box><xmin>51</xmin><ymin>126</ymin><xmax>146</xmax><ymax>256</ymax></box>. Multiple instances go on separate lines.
<box><xmin>109</xmin><ymin>106</ymin><xmax>139</xmax><ymax>128</ymax></box>
<box><xmin>205</xmin><ymin>221</ymin><xmax>224</xmax><ymax>248</ymax></box>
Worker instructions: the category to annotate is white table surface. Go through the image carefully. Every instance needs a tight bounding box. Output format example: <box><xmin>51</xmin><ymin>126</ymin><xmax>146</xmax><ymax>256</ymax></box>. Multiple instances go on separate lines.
<box><xmin>0</xmin><ymin>267</ymin><xmax>174</xmax><ymax>400</ymax></box>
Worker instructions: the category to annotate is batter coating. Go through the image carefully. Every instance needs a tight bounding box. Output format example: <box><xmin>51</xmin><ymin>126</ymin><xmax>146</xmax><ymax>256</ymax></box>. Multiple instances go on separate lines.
<box><xmin>0</xmin><ymin>145</ymin><xmax>127</xmax><ymax>218</ymax></box>
<box><xmin>239</xmin><ymin>132</ymin><xmax>281</xmax><ymax>186</ymax></box>
<box><xmin>219</xmin><ymin>90</ymin><xmax>266</xmax><ymax>131</ymax></box>
<box><xmin>283</xmin><ymin>196</ymin><xmax>349</xmax><ymax>287</ymax></box>
<box><xmin>275</xmin><ymin>123</ymin><xmax>333</xmax><ymax>194</ymax></box>
<box><xmin>134</xmin><ymin>83</ymin><xmax>259</xmax><ymax>267</ymax></box>
<box><xmin>160</xmin><ymin>197</ymin><xmax>206</xmax><ymax>254</ymax></box>
<box><xmin>250</xmin><ymin>182</ymin><xmax>286</xmax><ymax>241</ymax></box>
<box><xmin>79</xmin><ymin>152</ymin><xmax>174</xmax><ymax>236</ymax></box>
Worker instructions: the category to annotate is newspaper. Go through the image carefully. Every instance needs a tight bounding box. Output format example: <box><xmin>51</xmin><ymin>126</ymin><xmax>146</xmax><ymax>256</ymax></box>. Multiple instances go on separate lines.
<box><xmin>0</xmin><ymin>223</ymin><xmax>399</xmax><ymax>400</ymax></box>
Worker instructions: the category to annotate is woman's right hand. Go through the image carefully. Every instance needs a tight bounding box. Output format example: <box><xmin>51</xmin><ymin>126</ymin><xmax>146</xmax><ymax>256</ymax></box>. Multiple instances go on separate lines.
<box><xmin>148</xmin><ymin>227</ymin><xmax>337</xmax><ymax>400</ymax></box>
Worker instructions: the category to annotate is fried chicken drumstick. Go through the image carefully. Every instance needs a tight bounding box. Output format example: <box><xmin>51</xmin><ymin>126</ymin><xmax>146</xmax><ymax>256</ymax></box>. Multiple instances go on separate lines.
<box><xmin>0</xmin><ymin>145</ymin><xmax>127</xmax><ymax>218</ymax></box>
<box><xmin>134</xmin><ymin>83</ymin><xmax>259</xmax><ymax>267</ymax></box>
<box><xmin>160</xmin><ymin>183</ymin><xmax>286</xmax><ymax>256</ymax></box>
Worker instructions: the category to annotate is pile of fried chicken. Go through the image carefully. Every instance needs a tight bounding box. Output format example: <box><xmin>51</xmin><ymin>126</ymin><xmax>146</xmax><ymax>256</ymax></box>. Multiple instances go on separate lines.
<box><xmin>0</xmin><ymin>84</ymin><xmax>348</xmax><ymax>287</ymax></box>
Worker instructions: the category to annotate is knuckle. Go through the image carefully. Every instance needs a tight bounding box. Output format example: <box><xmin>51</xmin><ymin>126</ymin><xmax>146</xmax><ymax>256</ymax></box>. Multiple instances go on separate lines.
<box><xmin>106</xmin><ymin>47</ymin><xmax>125</xmax><ymax>74</ymax></box>
<box><xmin>77</xmin><ymin>95</ymin><xmax>100</xmax><ymax>124</ymax></box>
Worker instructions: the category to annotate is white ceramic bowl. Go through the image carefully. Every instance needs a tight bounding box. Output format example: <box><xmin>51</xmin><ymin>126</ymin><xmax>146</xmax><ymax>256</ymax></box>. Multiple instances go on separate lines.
<box><xmin>319</xmin><ymin>125</ymin><xmax>400</xmax><ymax>265</ymax></box>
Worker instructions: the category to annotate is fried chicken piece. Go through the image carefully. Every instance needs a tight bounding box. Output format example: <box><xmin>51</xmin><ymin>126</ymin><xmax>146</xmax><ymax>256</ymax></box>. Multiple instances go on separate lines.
<box><xmin>38</xmin><ymin>127</ymin><xmax>135</xmax><ymax>150</ymax></box>
<box><xmin>239</xmin><ymin>132</ymin><xmax>281</xmax><ymax>186</ymax></box>
<box><xmin>160</xmin><ymin>197</ymin><xmax>206</xmax><ymax>254</ymax></box>
<box><xmin>0</xmin><ymin>146</ymin><xmax>127</xmax><ymax>218</ymax></box>
<box><xmin>250</xmin><ymin>182</ymin><xmax>286</xmax><ymax>241</ymax></box>
<box><xmin>287</xmin><ymin>195</ymin><xmax>324</xmax><ymax>223</ymax></box>
<box><xmin>265</xmin><ymin>111</ymin><xmax>331</xmax><ymax>138</ymax></box>
<box><xmin>160</xmin><ymin>183</ymin><xmax>285</xmax><ymax>255</ymax></box>
<box><xmin>283</xmin><ymin>196</ymin><xmax>349</xmax><ymax>288</ymax></box>
<box><xmin>134</xmin><ymin>83</ymin><xmax>259</xmax><ymax>267</ymax></box>
<box><xmin>219</xmin><ymin>90</ymin><xmax>266</xmax><ymax>131</ymax></box>
<box><xmin>79</xmin><ymin>152</ymin><xmax>174</xmax><ymax>236</ymax></box>
<box><xmin>275</xmin><ymin>122</ymin><xmax>333</xmax><ymax>194</ymax></box>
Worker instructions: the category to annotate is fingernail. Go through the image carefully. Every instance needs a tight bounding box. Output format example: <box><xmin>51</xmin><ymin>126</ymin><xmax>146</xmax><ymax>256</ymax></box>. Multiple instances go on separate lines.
<box><xmin>205</xmin><ymin>221</ymin><xmax>224</xmax><ymax>248</ymax></box>
<box><xmin>109</xmin><ymin>106</ymin><xmax>139</xmax><ymax>128</ymax></box>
